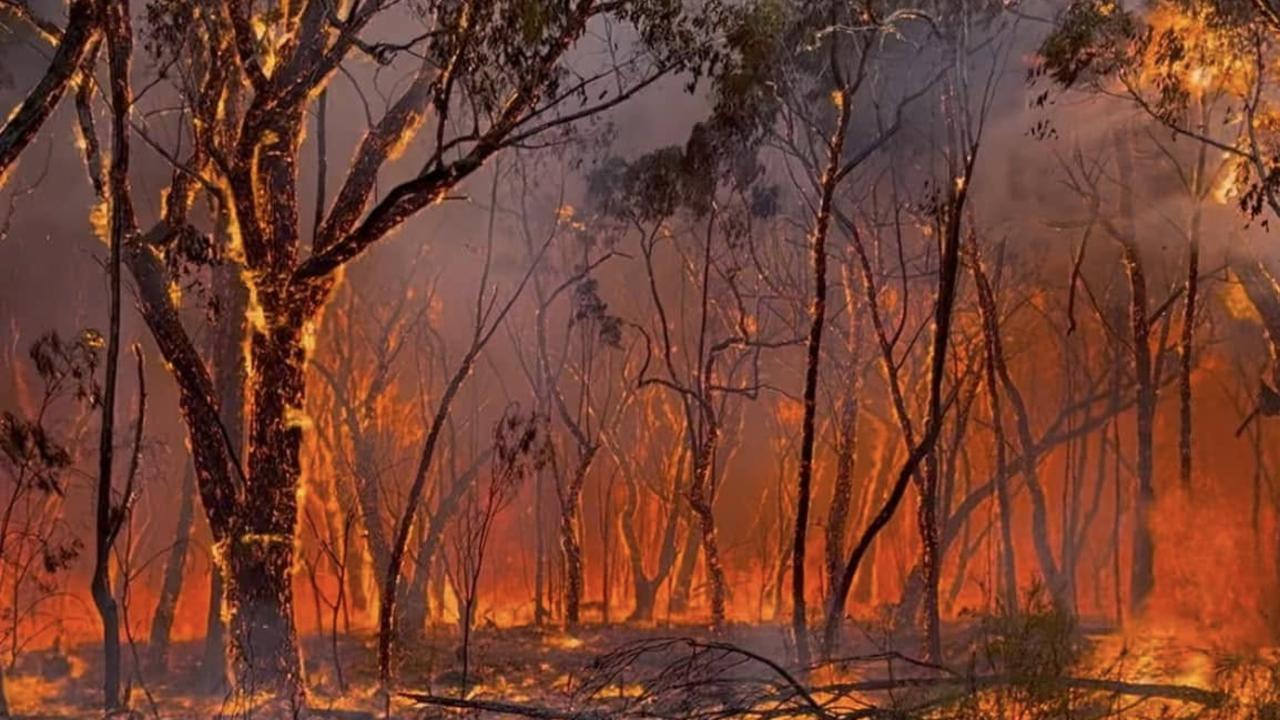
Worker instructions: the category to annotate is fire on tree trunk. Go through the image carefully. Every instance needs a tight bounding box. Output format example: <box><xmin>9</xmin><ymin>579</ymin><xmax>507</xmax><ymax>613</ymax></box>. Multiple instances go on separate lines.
<box><xmin>222</xmin><ymin>531</ymin><xmax>303</xmax><ymax>707</ymax></box>
<box><xmin>225</xmin><ymin>321</ymin><xmax>309</xmax><ymax>706</ymax></box>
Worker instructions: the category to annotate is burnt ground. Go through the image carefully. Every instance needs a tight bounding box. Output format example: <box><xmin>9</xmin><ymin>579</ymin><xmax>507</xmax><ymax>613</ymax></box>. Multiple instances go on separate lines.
<box><xmin>2</xmin><ymin>618</ymin><xmax>1233</xmax><ymax>718</ymax></box>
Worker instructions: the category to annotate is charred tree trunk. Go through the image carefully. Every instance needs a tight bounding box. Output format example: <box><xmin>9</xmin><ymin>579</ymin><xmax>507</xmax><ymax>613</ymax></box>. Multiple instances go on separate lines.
<box><xmin>1112</xmin><ymin>131</ymin><xmax>1156</xmax><ymax>616</ymax></box>
<box><xmin>202</xmin><ymin>561</ymin><xmax>228</xmax><ymax>692</ymax></box>
<box><xmin>91</xmin><ymin>4</ymin><xmax>137</xmax><ymax>709</ymax></box>
<box><xmin>1178</xmin><ymin>118</ymin><xmax>1207</xmax><ymax>492</ymax></box>
<box><xmin>559</xmin><ymin>449</ymin><xmax>596</xmax><ymax>628</ymax></box>
<box><xmin>616</xmin><ymin>445</ymin><xmax>684</xmax><ymax>623</ymax></box>
<box><xmin>689</xmin><ymin>430</ymin><xmax>727</xmax><ymax>629</ymax></box>
<box><xmin>824</xmin><ymin>393</ymin><xmax>860</xmax><ymax>605</ymax></box>
<box><xmin>148</xmin><ymin>462</ymin><xmax>197</xmax><ymax>671</ymax></box>
<box><xmin>792</xmin><ymin>81</ymin><xmax>850</xmax><ymax>666</ymax></box>
<box><xmin>226</xmin><ymin>318</ymin><xmax>308</xmax><ymax>707</ymax></box>
<box><xmin>400</xmin><ymin>452</ymin><xmax>486</xmax><ymax>641</ymax></box>
<box><xmin>967</xmin><ymin>237</ymin><xmax>1066</xmax><ymax>608</ymax></box>
<box><xmin>669</xmin><ymin>521</ymin><xmax>701</xmax><ymax>615</ymax></box>
<box><xmin>1178</xmin><ymin>216</ymin><xmax>1201</xmax><ymax>492</ymax></box>
<box><xmin>0</xmin><ymin>0</ymin><xmax>100</xmax><ymax>184</ymax></box>
<box><xmin>534</xmin><ymin>467</ymin><xmax>548</xmax><ymax>626</ymax></box>
<box><xmin>917</xmin><ymin>451</ymin><xmax>943</xmax><ymax>663</ymax></box>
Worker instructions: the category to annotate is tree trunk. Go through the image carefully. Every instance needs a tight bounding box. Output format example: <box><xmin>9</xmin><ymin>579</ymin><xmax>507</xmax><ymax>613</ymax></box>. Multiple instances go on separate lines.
<box><xmin>1179</xmin><ymin>118</ymin><xmax>1207</xmax><ymax>492</ymax></box>
<box><xmin>561</xmin><ymin>504</ymin><xmax>584</xmax><ymax>627</ymax></box>
<box><xmin>689</xmin><ymin>433</ymin><xmax>726</xmax><ymax>629</ymax></box>
<box><xmin>824</xmin><ymin>395</ymin><xmax>860</xmax><ymax>609</ymax></box>
<box><xmin>92</xmin><ymin>4</ymin><xmax>136</xmax><ymax>705</ymax></box>
<box><xmin>559</xmin><ymin>450</ymin><xmax>595</xmax><ymax>628</ymax></box>
<box><xmin>669</xmin><ymin>521</ymin><xmax>701</xmax><ymax>615</ymax></box>
<box><xmin>917</xmin><ymin>452</ymin><xmax>943</xmax><ymax>663</ymax></box>
<box><xmin>225</xmin><ymin>321</ymin><xmax>308</xmax><ymax>706</ymax></box>
<box><xmin>1112</xmin><ymin>130</ymin><xmax>1156</xmax><ymax>615</ymax></box>
<box><xmin>202</xmin><ymin>563</ymin><xmax>228</xmax><ymax>692</ymax></box>
<box><xmin>618</xmin><ymin>449</ymin><xmax>683</xmax><ymax>623</ymax></box>
<box><xmin>1178</xmin><ymin>220</ymin><xmax>1199</xmax><ymax>492</ymax></box>
<box><xmin>792</xmin><ymin>81</ymin><xmax>850</xmax><ymax>666</ymax></box>
<box><xmin>968</xmin><ymin>236</ymin><xmax>1068</xmax><ymax>609</ymax></box>
<box><xmin>534</xmin><ymin>468</ymin><xmax>548</xmax><ymax>626</ymax></box>
<box><xmin>222</xmin><ymin>530</ymin><xmax>303</xmax><ymax>707</ymax></box>
<box><xmin>0</xmin><ymin>0</ymin><xmax>100</xmax><ymax>184</ymax></box>
<box><xmin>148</xmin><ymin>462</ymin><xmax>197</xmax><ymax>671</ymax></box>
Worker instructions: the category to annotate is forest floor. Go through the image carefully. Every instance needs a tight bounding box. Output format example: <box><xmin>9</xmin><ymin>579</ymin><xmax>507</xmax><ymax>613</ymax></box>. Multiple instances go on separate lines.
<box><xmin>1</xmin><ymin>618</ymin><xmax>1251</xmax><ymax>718</ymax></box>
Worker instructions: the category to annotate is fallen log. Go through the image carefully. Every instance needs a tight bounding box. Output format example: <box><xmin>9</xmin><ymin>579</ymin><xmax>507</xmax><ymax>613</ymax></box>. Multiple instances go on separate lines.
<box><xmin>400</xmin><ymin>692</ymin><xmax>610</xmax><ymax>719</ymax></box>
<box><xmin>815</xmin><ymin>674</ymin><xmax>1226</xmax><ymax>707</ymax></box>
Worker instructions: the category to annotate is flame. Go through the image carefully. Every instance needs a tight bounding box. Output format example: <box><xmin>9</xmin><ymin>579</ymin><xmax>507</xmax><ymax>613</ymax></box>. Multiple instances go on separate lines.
<box><xmin>387</xmin><ymin>109</ymin><xmax>425</xmax><ymax>161</ymax></box>
<box><xmin>1140</xmin><ymin>3</ymin><xmax>1255</xmax><ymax>99</ymax></box>
<box><xmin>1223</xmin><ymin>272</ymin><xmax>1262</xmax><ymax>323</ymax></box>
<box><xmin>89</xmin><ymin>198</ymin><xmax>110</xmax><ymax>246</ymax></box>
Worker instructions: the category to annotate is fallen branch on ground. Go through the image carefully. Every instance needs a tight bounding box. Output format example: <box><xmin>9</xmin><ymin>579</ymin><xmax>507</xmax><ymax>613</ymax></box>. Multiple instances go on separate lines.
<box><xmin>815</xmin><ymin>674</ymin><xmax>1226</xmax><ymax>707</ymax></box>
<box><xmin>401</xmin><ymin>692</ymin><xmax>610</xmax><ymax>719</ymax></box>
